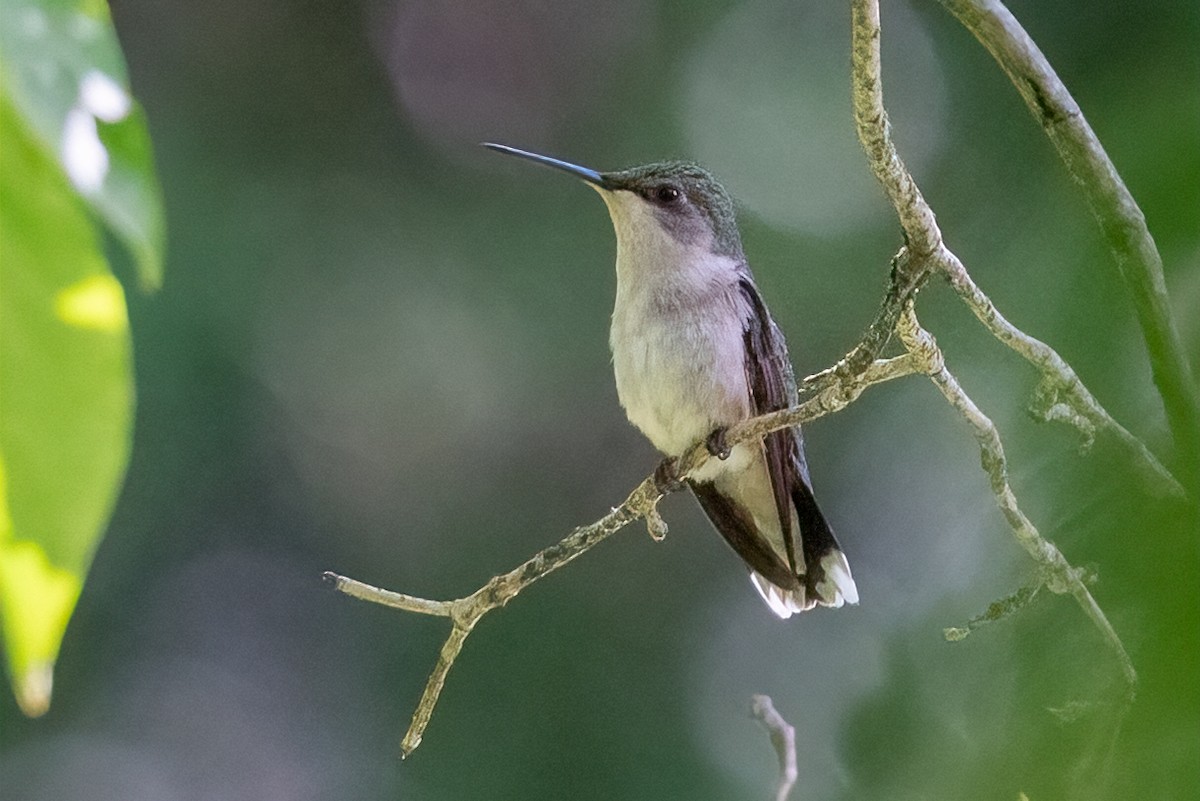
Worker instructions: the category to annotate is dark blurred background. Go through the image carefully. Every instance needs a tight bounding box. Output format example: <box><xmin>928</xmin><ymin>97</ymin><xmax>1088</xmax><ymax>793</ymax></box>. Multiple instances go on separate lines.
<box><xmin>2</xmin><ymin>1</ymin><xmax>1197</xmax><ymax>798</ymax></box>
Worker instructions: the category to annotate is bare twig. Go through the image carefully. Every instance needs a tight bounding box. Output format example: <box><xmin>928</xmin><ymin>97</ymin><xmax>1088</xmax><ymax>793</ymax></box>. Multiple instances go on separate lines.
<box><xmin>941</xmin><ymin>252</ymin><xmax>1184</xmax><ymax>498</ymax></box>
<box><xmin>939</xmin><ymin>0</ymin><xmax>1200</xmax><ymax>492</ymax></box>
<box><xmin>896</xmin><ymin>306</ymin><xmax>1137</xmax><ymax>691</ymax></box>
<box><xmin>943</xmin><ymin>576</ymin><xmax>1044</xmax><ymax>642</ymax></box>
<box><xmin>328</xmin><ymin>474</ymin><xmax>659</xmax><ymax>757</ymax></box>
<box><xmin>326</xmin><ymin>359</ymin><xmax>915</xmax><ymax>757</ymax></box>
<box><xmin>751</xmin><ymin>695</ymin><xmax>798</xmax><ymax>801</ymax></box>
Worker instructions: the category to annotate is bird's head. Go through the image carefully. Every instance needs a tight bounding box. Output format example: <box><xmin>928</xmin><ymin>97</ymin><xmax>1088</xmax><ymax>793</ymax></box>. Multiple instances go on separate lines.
<box><xmin>485</xmin><ymin>143</ymin><xmax>745</xmax><ymax>261</ymax></box>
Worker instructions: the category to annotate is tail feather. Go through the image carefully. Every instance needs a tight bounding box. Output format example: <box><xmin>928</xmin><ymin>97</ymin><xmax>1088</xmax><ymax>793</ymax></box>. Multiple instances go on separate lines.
<box><xmin>790</xmin><ymin>479</ymin><xmax>858</xmax><ymax>608</ymax></box>
<box><xmin>750</xmin><ymin>572</ymin><xmax>813</xmax><ymax>619</ymax></box>
<box><xmin>750</xmin><ymin>547</ymin><xmax>857</xmax><ymax>619</ymax></box>
<box><xmin>690</xmin><ymin>472</ymin><xmax>859</xmax><ymax>617</ymax></box>
<box><xmin>817</xmin><ymin>549</ymin><xmax>859</xmax><ymax>606</ymax></box>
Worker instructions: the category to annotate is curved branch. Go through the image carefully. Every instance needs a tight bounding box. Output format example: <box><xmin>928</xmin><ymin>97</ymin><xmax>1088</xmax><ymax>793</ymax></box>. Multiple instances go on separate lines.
<box><xmin>805</xmin><ymin>251</ymin><xmax>931</xmax><ymax>392</ymax></box>
<box><xmin>939</xmin><ymin>0</ymin><xmax>1199</xmax><ymax>492</ymax></box>
<box><xmin>941</xmin><ymin>251</ymin><xmax>1184</xmax><ymax>498</ymax></box>
<box><xmin>850</xmin><ymin>0</ymin><xmax>942</xmax><ymax>258</ymax></box>
<box><xmin>809</xmin><ymin>0</ymin><xmax>946</xmax><ymax>392</ymax></box>
<box><xmin>849</xmin><ymin>0</ymin><xmax>1139</xmax><ymax>702</ymax></box>
<box><xmin>897</xmin><ymin>306</ymin><xmax>1137</xmax><ymax>692</ymax></box>
<box><xmin>843</xmin><ymin>0</ymin><xmax>1182</xmax><ymax>498</ymax></box>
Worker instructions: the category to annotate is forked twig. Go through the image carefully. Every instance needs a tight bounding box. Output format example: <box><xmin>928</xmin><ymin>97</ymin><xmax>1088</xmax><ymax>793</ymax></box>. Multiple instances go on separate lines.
<box><xmin>941</xmin><ymin>254</ymin><xmax>1183</xmax><ymax>498</ymax></box>
<box><xmin>850</xmin><ymin>0</ymin><xmax>1142</xmax><ymax>693</ymax></box>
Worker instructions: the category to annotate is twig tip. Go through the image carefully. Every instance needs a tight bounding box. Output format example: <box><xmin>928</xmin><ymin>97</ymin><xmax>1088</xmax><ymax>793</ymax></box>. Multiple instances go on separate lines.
<box><xmin>943</xmin><ymin>626</ymin><xmax>970</xmax><ymax>642</ymax></box>
<box><xmin>400</xmin><ymin>735</ymin><xmax>420</xmax><ymax>760</ymax></box>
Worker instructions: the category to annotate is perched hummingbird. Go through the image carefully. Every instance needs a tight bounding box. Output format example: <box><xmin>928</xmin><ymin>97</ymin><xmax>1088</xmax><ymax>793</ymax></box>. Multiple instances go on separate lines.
<box><xmin>485</xmin><ymin>143</ymin><xmax>858</xmax><ymax>617</ymax></box>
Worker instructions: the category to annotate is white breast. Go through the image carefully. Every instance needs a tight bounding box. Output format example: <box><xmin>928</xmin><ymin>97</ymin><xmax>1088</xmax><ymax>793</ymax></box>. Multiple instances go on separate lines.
<box><xmin>602</xmin><ymin>192</ymin><xmax>752</xmax><ymax>458</ymax></box>
<box><xmin>612</xmin><ymin>301</ymin><xmax>749</xmax><ymax>453</ymax></box>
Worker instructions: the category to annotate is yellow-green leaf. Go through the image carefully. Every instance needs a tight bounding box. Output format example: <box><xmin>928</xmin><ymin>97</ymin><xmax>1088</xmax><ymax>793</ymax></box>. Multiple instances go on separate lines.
<box><xmin>0</xmin><ymin>94</ymin><xmax>134</xmax><ymax>715</ymax></box>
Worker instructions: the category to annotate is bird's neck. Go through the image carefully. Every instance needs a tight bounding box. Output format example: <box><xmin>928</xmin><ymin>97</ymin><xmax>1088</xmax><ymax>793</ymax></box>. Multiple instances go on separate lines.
<box><xmin>612</xmin><ymin>236</ymin><xmax>742</xmax><ymax>313</ymax></box>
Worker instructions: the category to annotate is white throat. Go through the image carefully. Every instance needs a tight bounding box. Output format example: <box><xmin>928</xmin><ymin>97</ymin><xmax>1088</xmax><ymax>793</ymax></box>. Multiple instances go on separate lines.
<box><xmin>597</xmin><ymin>190</ymin><xmax>724</xmax><ymax>299</ymax></box>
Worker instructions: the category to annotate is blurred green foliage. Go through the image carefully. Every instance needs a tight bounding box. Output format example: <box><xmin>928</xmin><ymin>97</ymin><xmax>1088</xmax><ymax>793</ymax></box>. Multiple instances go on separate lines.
<box><xmin>0</xmin><ymin>1</ymin><xmax>1195</xmax><ymax>799</ymax></box>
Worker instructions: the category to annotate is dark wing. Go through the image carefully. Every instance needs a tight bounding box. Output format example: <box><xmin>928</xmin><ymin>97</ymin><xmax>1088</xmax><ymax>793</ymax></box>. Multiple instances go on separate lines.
<box><xmin>738</xmin><ymin>276</ymin><xmax>845</xmax><ymax>591</ymax></box>
<box><xmin>736</xmin><ymin>276</ymin><xmax>804</xmax><ymax>575</ymax></box>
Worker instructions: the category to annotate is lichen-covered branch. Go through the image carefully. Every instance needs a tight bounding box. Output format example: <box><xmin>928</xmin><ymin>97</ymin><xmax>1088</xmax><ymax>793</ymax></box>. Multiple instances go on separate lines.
<box><xmin>751</xmin><ymin>694</ymin><xmax>799</xmax><ymax>801</ymax></box>
<box><xmin>842</xmin><ymin>0</ymin><xmax>1180</xmax><ymax>498</ymax></box>
<box><xmin>807</xmin><ymin>0</ymin><xmax>947</xmax><ymax>393</ymax></box>
<box><xmin>941</xmin><ymin>251</ymin><xmax>1184</xmax><ymax>498</ymax></box>
<box><xmin>845</xmin><ymin>0</ymin><xmax>1179</xmax><ymax>500</ymax></box>
<box><xmin>805</xmin><ymin>252</ymin><xmax>931</xmax><ymax>392</ymax></box>
<box><xmin>850</xmin><ymin>0</ymin><xmax>941</xmax><ymax>258</ymax></box>
<box><xmin>848</xmin><ymin>0</ymin><xmax>1144</xmax><ymax>701</ymax></box>
<box><xmin>896</xmin><ymin>306</ymin><xmax>1137</xmax><ymax>691</ymax></box>
<box><xmin>939</xmin><ymin>0</ymin><xmax>1199</xmax><ymax>492</ymax></box>
<box><xmin>327</xmin><ymin>472</ymin><xmax>658</xmax><ymax>757</ymax></box>
<box><xmin>325</xmin><ymin>358</ymin><xmax>914</xmax><ymax>757</ymax></box>
<box><xmin>943</xmin><ymin>579</ymin><xmax>1044</xmax><ymax>642</ymax></box>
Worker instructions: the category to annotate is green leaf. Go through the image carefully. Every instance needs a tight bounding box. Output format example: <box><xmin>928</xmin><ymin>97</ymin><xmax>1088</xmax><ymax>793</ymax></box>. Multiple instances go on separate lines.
<box><xmin>0</xmin><ymin>0</ymin><xmax>165</xmax><ymax>290</ymax></box>
<box><xmin>0</xmin><ymin>0</ymin><xmax>163</xmax><ymax>717</ymax></box>
<box><xmin>0</xmin><ymin>93</ymin><xmax>135</xmax><ymax>715</ymax></box>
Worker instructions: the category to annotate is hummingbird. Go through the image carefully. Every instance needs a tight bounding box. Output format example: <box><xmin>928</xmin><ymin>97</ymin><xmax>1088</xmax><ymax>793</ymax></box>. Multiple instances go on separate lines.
<box><xmin>485</xmin><ymin>143</ymin><xmax>858</xmax><ymax>617</ymax></box>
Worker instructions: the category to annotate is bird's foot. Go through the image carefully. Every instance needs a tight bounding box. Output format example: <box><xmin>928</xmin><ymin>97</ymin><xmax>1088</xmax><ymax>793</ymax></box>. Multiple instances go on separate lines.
<box><xmin>706</xmin><ymin>427</ymin><xmax>731</xmax><ymax>460</ymax></box>
<box><xmin>653</xmin><ymin>456</ymin><xmax>685</xmax><ymax>494</ymax></box>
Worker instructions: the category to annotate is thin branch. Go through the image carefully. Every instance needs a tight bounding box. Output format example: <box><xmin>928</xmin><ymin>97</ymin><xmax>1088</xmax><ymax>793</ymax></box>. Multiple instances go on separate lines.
<box><xmin>943</xmin><ymin>579</ymin><xmax>1043</xmax><ymax>642</ymax></box>
<box><xmin>939</xmin><ymin>0</ymin><xmax>1200</xmax><ymax>492</ymax></box>
<box><xmin>751</xmin><ymin>695</ymin><xmax>798</xmax><ymax>801</ymax></box>
<box><xmin>335</xmin><ymin>474</ymin><xmax>657</xmax><ymax>757</ymax></box>
<box><xmin>322</xmin><ymin>573</ymin><xmax>454</xmax><ymax>617</ymax></box>
<box><xmin>896</xmin><ymin>306</ymin><xmax>1137</xmax><ymax>692</ymax></box>
<box><xmin>326</xmin><ymin>358</ymin><xmax>915</xmax><ymax>757</ymax></box>
<box><xmin>850</xmin><ymin>0</ymin><xmax>942</xmax><ymax>258</ymax></box>
<box><xmin>940</xmin><ymin>252</ymin><xmax>1184</xmax><ymax>498</ymax></box>
<box><xmin>805</xmin><ymin>252</ymin><xmax>930</xmax><ymax>392</ymax></box>
<box><xmin>808</xmin><ymin>0</ymin><xmax>947</xmax><ymax>393</ymax></box>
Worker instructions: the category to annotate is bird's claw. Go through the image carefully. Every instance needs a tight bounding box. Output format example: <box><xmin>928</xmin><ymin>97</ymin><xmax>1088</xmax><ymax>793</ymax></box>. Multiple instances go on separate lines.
<box><xmin>706</xmin><ymin>427</ymin><xmax>731</xmax><ymax>460</ymax></box>
<box><xmin>653</xmin><ymin>457</ymin><xmax>685</xmax><ymax>494</ymax></box>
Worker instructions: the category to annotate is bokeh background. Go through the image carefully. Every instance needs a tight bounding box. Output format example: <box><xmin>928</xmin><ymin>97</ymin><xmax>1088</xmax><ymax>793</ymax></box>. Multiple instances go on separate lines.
<box><xmin>3</xmin><ymin>0</ymin><xmax>1198</xmax><ymax>798</ymax></box>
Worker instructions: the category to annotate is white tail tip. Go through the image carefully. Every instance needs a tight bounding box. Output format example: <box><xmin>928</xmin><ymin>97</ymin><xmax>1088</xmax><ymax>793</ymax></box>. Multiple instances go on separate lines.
<box><xmin>817</xmin><ymin>550</ymin><xmax>859</xmax><ymax>606</ymax></box>
<box><xmin>750</xmin><ymin>572</ymin><xmax>813</xmax><ymax>619</ymax></box>
<box><xmin>749</xmin><ymin>550</ymin><xmax>858</xmax><ymax>618</ymax></box>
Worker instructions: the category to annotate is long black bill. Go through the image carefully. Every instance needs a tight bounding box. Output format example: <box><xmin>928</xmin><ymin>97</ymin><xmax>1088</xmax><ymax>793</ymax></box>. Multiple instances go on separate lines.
<box><xmin>483</xmin><ymin>143</ymin><xmax>607</xmax><ymax>188</ymax></box>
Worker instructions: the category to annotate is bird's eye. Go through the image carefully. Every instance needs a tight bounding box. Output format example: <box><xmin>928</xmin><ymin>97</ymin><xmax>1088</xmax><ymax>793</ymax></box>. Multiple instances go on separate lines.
<box><xmin>652</xmin><ymin>185</ymin><xmax>681</xmax><ymax>204</ymax></box>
